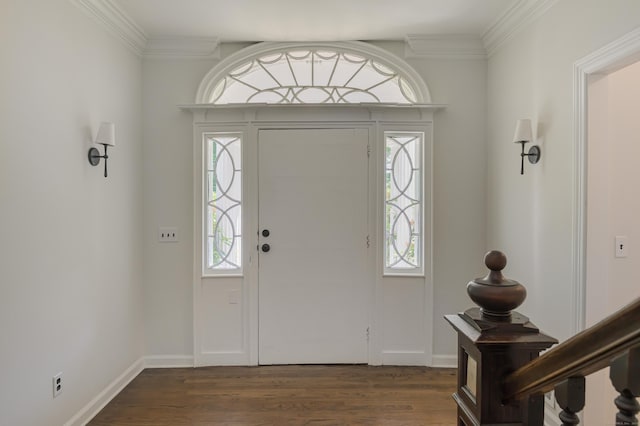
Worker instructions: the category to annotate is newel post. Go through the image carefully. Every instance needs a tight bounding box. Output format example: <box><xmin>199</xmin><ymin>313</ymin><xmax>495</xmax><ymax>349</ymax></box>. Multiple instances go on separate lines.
<box><xmin>445</xmin><ymin>251</ymin><xmax>558</xmax><ymax>425</ymax></box>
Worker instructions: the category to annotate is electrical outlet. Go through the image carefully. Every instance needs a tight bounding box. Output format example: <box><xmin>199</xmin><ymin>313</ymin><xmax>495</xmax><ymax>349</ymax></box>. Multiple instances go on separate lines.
<box><xmin>53</xmin><ymin>372</ymin><xmax>63</xmax><ymax>398</ymax></box>
<box><xmin>159</xmin><ymin>227</ymin><xmax>179</xmax><ymax>243</ymax></box>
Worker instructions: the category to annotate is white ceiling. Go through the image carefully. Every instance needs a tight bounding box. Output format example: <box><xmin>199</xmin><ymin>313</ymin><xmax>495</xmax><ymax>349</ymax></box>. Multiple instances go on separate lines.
<box><xmin>113</xmin><ymin>0</ymin><xmax>517</xmax><ymax>42</ymax></box>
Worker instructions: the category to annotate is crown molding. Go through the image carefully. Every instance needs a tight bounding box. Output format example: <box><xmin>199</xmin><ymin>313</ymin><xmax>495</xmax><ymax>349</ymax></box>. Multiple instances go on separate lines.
<box><xmin>404</xmin><ymin>35</ymin><xmax>486</xmax><ymax>59</ymax></box>
<box><xmin>72</xmin><ymin>0</ymin><xmax>558</xmax><ymax>60</ymax></box>
<box><xmin>483</xmin><ymin>0</ymin><xmax>560</xmax><ymax>57</ymax></box>
<box><xmin>70</xmin><ymin>0</ymin><xmax>147</xmax><ymax>56</ymax></box>
<box><xmin>70</xmin><ymin>0</ymin><xmax>221</xmax><ymax>59</ymax></box>
<box><xmin>144</xmin><ymin>37</ymin><xmax>221</xmax><ymax>59</ymax></box>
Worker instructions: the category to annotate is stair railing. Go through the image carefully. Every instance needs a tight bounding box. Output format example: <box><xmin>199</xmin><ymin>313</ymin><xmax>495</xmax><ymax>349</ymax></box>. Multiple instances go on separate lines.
<box><xmin>446</xmin><ymin>250</ymin><xmax>640</xmax><ymax>425</ymax></box>
<box><xmin>503</xmin><ymin>297</ymin><xmax>640</xmax><ymax>425</ymax></box>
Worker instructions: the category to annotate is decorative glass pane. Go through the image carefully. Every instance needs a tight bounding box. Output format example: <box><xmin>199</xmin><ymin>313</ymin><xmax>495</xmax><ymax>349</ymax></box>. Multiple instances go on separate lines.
<box><xmin>385</xmin><ymin>132</ymin><xmax>422</xmax><ymax>272</ymax></box>
<box><xmin>209</xmin><ymin>49</ymin><xmax>417</xmax><ymax>105</ymax></box>
<box><xmin>205</xmin><ymin>134</ymin><xmax>242</xmax><ymax>272</ymax></box>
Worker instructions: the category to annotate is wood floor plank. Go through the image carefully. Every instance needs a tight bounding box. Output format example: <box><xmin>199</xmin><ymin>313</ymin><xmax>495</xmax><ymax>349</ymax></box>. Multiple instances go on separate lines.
<box><xmin>88</xmin><ymin>365</ymin><xmax>457</xmax><ymax>425</ymax></box>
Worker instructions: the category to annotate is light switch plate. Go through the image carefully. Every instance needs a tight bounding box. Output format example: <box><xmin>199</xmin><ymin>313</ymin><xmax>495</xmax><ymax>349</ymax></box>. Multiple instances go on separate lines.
<box><xmin>159</xmin><ymin>227</ymin><xmax>179</xmax><ymax>243</ymax></box>
<box><xmin>615</xmin><ymin>236</ymin><xmax>628</xmax><ymax>258</ymax></box>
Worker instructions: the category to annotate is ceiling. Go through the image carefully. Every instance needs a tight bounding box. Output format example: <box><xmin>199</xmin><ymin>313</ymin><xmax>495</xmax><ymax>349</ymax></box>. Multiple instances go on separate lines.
<box><xmin>112</xmin><ymin>0</ymin><xmax>517</xmax><ymax>42</ymax></box>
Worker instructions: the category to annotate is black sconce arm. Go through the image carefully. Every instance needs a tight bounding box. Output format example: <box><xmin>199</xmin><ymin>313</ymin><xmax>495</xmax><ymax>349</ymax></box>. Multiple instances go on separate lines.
<box><xmin>88</xmin><ymin>144</ymin><xmax>110</xmax><ymax>178</ymax></box>
<box><xmin>518</xmin><ymin>141</ymin><xmax>541</xmax><ymax>175</ymax></box>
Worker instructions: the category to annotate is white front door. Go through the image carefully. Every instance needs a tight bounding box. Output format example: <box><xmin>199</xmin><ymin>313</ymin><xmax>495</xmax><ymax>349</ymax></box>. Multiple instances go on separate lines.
<box><xmin>258</xmin><ymin>128</ymin><xmax>370</xmax><ymax>364</ymax></box>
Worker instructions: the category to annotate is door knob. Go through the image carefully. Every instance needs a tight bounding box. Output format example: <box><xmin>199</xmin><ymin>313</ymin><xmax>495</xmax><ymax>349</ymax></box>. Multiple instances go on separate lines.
<box><xmin>262</xmin><ymin>229</ymin><xmax>270</xmax><ymax>237</ymax></box>
<box><xmin>261</xmin><ymin>244</ymin><xmax>271</xmax><ymax>253</ymax></box>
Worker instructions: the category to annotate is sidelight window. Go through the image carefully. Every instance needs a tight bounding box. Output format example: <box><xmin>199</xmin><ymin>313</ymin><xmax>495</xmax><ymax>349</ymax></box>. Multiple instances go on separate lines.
<box><xmin>204</xmin><ymin>133</ymin><xmax>242</xmax><ymax>273</ymax></box>
<box><xmin>384</xmin><ymin>132</ymin><xmax>423</xmax><ymax>274</ymax></box>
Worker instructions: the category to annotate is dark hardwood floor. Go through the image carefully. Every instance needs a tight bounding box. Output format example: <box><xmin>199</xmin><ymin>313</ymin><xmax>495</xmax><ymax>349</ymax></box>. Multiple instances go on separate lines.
<box><xmin>88</xmin><ymin>365</ymin><xmax>457</xmax><ymax>425</ymax></box>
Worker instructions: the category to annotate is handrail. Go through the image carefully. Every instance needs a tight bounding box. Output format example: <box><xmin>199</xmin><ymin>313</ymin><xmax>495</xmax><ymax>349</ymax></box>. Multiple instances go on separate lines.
<box><xmin>502</xmin><ymin>297</ymin><xmax>640</xmax><ymax>401</ymax></box>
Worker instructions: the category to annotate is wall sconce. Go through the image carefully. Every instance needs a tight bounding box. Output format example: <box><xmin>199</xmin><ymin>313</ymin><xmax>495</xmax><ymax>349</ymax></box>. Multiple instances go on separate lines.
<box><xmin>88</xmin><ymin>122</ymin><xmax>115</xmax><ymax>177</ymax></box>
<box><xmin>513</xmin><ymin>119</ymin><xmax>541</xmax><ymax>175</ymax></box>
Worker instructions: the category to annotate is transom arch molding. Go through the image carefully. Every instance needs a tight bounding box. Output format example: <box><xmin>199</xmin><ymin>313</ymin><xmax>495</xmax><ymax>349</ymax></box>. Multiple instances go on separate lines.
<box><xmin>195</xmin><ymin>41</ymin><xmax>432</xmax><ymax>105</ymax></box>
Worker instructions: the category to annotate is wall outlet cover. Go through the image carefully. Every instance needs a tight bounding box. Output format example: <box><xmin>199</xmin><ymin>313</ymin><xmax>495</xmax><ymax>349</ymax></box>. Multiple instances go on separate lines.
<box><xmin>53</xmin><ymin>372</ymin><xmax>63</xmax><ymax>398</ymax></box>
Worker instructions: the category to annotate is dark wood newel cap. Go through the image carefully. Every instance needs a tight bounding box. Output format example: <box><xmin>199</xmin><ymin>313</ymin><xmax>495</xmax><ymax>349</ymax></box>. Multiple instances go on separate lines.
<box><xmin>463</xmin><ymin>250</ymin><xmax>531</xmax><ymax>331</ymax></box>
<box><xmin>480</xmin><ymin>250</ymin><xmax>507</xmax><ymax>284</ymax></box>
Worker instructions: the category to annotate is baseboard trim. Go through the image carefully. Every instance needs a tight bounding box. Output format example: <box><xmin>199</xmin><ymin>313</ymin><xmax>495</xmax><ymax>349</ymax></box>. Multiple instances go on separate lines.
<box><xmin>381</xmin><ymin>351</ymin><xmax>427</xmax><ymax>366</ymax></box>
<box><xmin>144</xmin><ymin>355</ymin><xmax>194</xmax><ymax>368</ymax></box>
<box><xmin>194</xmin><ymin>351</ymin><xmax>249</xmax><ymax>367</ymax></box>
<box><xmin>64</xmin><ymin>356</ymin><xmax>144</xmax><ymax>426</ymax></box>
<box><xmin>431</xmin><ymin>354</ymin><xmax>457</xmax><ymax>368</ymax></box>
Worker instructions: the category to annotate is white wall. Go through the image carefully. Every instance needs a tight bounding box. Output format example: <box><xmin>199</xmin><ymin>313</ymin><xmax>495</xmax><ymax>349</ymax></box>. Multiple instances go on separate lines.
<box><xmin>585</xmin><ymin>59</ymin><xmax>640</xmax><ymax>426</ymax></box>
<box><xmin>142</xmin><ymin>41</ymin><xmax>487</xmax><ymax>363</ymax></box>
<box><xmin>141</xmin><ymin>45</ymin><xmax>250</xmax><ymax>359</ymax></box>
<box><xmin>402</xmin><ymin>49</ymin><xmax>488</xmax><ymax>360</ymax></box>
<box><xmin>0</xmin><ymin>1</ymin><xmax>144</xmax><ymax>425</ymax></box>
<box><xmin>487</xmin><ymin>3</ymin><xmax>640</xmax><ymax>424</ymax></box>
<box><xmin>141</xmin><ymin>56</ymin><xmax>218</xmax><ymax>358</ymax></box>
<box><xmin>487</xmin><ymin>0</ymin><xmax>640</xmax><ymax>343</ymax></box>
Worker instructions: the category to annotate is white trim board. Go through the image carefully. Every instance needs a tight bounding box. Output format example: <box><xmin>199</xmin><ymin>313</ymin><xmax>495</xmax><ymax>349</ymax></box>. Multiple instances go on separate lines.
<box><xmin>69</xmin><ymin>0</ymin><xmax>220</xmax><ymax>58</ymax></box>
<box><xmin>143</xmin><ymin>37</ymin><xmax>220</xmax><ymax>60</ymax></box>
<box><xmin>144</xmin><ymin>355</ymin><xmax>195</xmax><ymax>368</ymax></box>
<box><xmin>404</xmin><ymin>35</ymin><xmax>486</xmax><ymax>59</ymax></box>
<box><xmin>70</xmin><ymin>0</ymin><xmax>146</xmax><ymax>55</ymax></box>
<box><xmin>381</xmin><ymin>351</ymin><xmax>429</xmax><ymax>366</ymax></box>
<box><xmin>65</xmin><ymin>356</ymin><xmax>195</xmax><ymax>425</ymax></box>
<box><xmin>72</xmin><ymin>0</ymin><xmax>558</xmax><ymax>60</ymax></box>
<box><xmin>368</xmin><ymin>2</ymin><xmax>551</xmax><ymax>60</ymax></box>
<box><xmin>482</xmin><ymin>0</ymin><xmax>559</xmax><ymax>57</ymax></box>
<box><xmin>64</xmin><ymin>357</ymin><xmax>144</xmax><ymax>426</ymax></box>
<box><xmin>431</xmin><ymin>354</ymin><xmax>457</xmax><ymax>368</ymax></box>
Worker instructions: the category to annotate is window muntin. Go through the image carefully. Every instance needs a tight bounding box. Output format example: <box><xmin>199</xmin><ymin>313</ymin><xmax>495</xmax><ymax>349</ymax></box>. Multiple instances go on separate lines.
<box><xmin>204</xmin><ymin>133</ymin><xmax>242</xmax><ymax>274</ymax></box>
<box><xmin>207</xmin><ymin>49</ymin><xmax>418</xmax><ymax>105</ymax></box>
<box><xmin>384</xmin><ymin>132</ymin><xmax>423</xmax><ymax>274</ymax></box>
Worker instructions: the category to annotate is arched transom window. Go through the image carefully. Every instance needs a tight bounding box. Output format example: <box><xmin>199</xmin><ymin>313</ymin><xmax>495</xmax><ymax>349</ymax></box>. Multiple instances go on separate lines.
<box><xmin>196</xmin><ymin>42</ymin><xmax>430</xmax><ymax>105</ymax></box>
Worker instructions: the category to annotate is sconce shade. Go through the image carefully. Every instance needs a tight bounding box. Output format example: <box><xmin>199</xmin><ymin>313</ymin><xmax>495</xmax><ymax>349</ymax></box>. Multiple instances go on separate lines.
<box><xmin>95</xmin><ymin>122</ymin><xmax>115</xmax><ymax>146</ymax></box>
<box><xmin>513</xmin><ymin>119</ymin><xmax>532</xmax><ymax>143</ymax></box>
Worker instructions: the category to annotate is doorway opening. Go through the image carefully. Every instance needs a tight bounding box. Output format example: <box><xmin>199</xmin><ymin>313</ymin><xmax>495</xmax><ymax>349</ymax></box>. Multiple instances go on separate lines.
<box><xmin>583</xmin><ymin>59</ymin><xmax>640</xmax><ymax>426</ymax></box>
<box><xmin>573</xmin><ymin>28</ymin><xmax>640</xmax><ymax>424</ymax></box>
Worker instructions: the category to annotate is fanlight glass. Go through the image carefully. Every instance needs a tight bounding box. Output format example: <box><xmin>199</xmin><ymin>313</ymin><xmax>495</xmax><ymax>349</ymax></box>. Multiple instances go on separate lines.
<box><xmin>207</xmin><ymin>49</ymin><xmax>417</xmax><ymax>105</ymax></box>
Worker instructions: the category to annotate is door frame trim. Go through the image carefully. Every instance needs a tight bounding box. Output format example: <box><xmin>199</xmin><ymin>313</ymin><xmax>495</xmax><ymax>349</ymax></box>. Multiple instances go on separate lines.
<box><xmin>572</xmin><ymin>27</ymin><xmax>640</xmax><ymax>335</ymax></box>
<box><xmin>185</xmin><ymin>105</ymin><xmax>439</xmax><ymax>366</ymax></box>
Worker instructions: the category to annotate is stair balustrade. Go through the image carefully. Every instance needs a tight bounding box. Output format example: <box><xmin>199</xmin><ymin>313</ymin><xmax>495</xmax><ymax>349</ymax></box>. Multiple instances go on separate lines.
<box><xmin>446</xmin><ymin>250</ymin><xmax>640</xmax><ymax>425</ymax></box>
